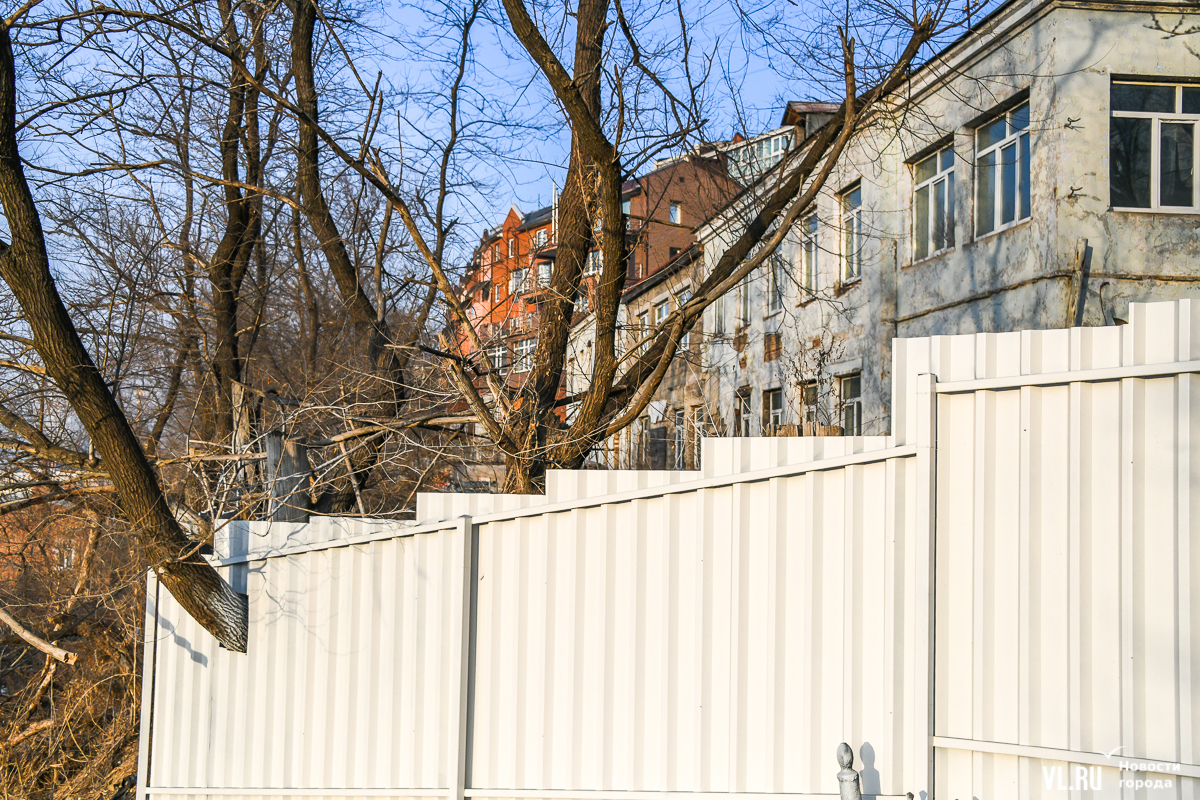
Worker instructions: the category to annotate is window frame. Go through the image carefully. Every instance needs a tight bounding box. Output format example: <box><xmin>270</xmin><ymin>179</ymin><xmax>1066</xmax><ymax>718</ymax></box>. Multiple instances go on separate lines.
<box><xmin>799</xmin><ymin>213</ymin><xmax>818</xmax><ymax>295</ymax></box>
<box><xmin>677</xmin><ymin>288</ymin><xmax>692</xmax><ymax>351</ymax></box>
<box><xmin>1110</xmin><ymin>81</ymin><xmax>1200</xmax><ymax>211</ymax></box>
<box><xmin>673</xmin><ymin>409</ymin><xmax>686</xmax><ymax>470</ymax></box>
<box><xmin>839</xmin><ymin>373</ymin><xmax>862</xmax><ymax>436</ymax></box>
<box><xmin>734</xmin><ymin>387</ymin><xmax>753</xmax><ymax>437</ymax></box>
<box><xmin>509</xmin><ymin>267</ymin><xmax>527</xmax><ymax>295</ymax></box>
<box><xmin>485</xmin><ymin>344</ymin><xmax>507</xmax><ymax>372</ymax></box>
<box><xmin>767</xmin><ymin>254</ymin><xmax>785</xmax><ymax>314</ymax></box>
<box><xmin>840</xmin><ymin>185</ymin><xmax>863</xmax><ymax>283</ymax></box>
<box><xmin>513</xmin><ymin>338</ymin><xmax>536</xmax><ymax>372</ymax></box>
<box><xmin>911</xmin><ymin>144</ymin><xmax>956</xmax><ymax>261</ymax></box>
<box><xmin>762</xmin><ymin>387</ymin><xmax>785</xmax><ymax>430</ymax></box>
<box><xmin>974</xmin><ymin>102</ymin><xmax>1031</xmax><ymax>238</ymax></box>
<box><xmin>669</xmin><ymin>202</ymin><xmax>682</xmax><ymax>224</ymax></box>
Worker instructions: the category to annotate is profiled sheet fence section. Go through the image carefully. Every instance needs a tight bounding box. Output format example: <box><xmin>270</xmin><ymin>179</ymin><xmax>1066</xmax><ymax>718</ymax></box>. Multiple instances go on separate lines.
<box><xmin>465</xmin><ymin>439</ymin><xmax>929</xmax><ymax>798</ymax></box>
<box><xmin>895</xmin><ymin>300</ymin><xmax>1200</xmax><ymax>799</ymax></box>
<box><xmin>138</xmin><ymin>431</ymin><xmax>932</xmax><ymax>800</ymax></box>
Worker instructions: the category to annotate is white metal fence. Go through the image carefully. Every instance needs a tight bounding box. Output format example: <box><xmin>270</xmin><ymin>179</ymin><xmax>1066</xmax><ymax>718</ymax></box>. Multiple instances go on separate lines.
<box><xmin>139</xmin><ymin>300</ymin><xmax>1200</xmax><ymax>800</ymax></box>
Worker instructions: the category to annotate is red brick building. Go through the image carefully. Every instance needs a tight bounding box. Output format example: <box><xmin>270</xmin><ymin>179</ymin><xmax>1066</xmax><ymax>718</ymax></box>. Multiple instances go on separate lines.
<box><xmin>455</xmin><ymin>155</ymin><xmax>737</xmax><ymax>385</ymax></box>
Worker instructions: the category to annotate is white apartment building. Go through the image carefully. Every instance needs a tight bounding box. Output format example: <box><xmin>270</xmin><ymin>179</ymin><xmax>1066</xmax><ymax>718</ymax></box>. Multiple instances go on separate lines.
<box><xmin>700</xmin><ymin>0</ymin><xmax>1200</xmax><ymax>437</ymax></box>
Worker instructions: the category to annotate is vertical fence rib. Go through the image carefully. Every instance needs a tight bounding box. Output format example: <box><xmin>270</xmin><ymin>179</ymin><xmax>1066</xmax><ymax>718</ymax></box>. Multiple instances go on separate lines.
<box><xmin>449</xmin><ymin>516</ymin><xmax>475</xmax><ymax>800</ymax></box>
<box><xmin>914</xmin><ymin>372</ymin><xmax>937</xmax><ymax>797</ymax></box>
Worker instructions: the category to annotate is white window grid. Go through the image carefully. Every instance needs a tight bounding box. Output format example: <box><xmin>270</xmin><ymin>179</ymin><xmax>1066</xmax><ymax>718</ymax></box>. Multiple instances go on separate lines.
<box><xmin>507</xmin><ymin>238</ymin><xmax>515</xmax><ymax>258</ymax></box>
<box><xmin>673</xmin><ymin>410</ymin><xmax>686</xmax><ymax>470</ymax></box>
<box><xmin>1110</xmin><ymin>82</ymin><xmax>1200</xmax><ymax>210</ymax></box>
<box><xmin>841</xmin><ymin>186</ymin><xmax>863</xmax><ymax>282</ymax></box>
<box><xmin>974</xmin><ymin>102</ymin><xmax>1030</xmax><ymax>237</ymax></box>
<box><xmin>763</xmin><ymin>388</ymin><xmax>784</xmax><ymax>429</ymax></box>
<box><xmin>513</xmin><ymin>338</ymin><xmax>536</xmax><ymax>372</ymax></box>
<box><xmin>800</xmin><ymin>213</ymin><xmax>818</xmax><ymax>295</ymax></box>
<box><xmin>509</xmin><ymin>268</ymin><xmax>526</xmax><ymax>295</ymax></box>
<box><xmin>839</xmin><ymin>374</ymin><xmax>862</xmax><ymax>436</ymax></box>
<box><xmin>654</xmin><ymin>300</ymin><xmax>669</xmax><ymax>326</ymax></box>
<box><xmin>669</xmin><ymin>202</ymin><xmax>682</xmax><ymax>224</ymax></box>
<box><xmin>677</xmin><ymin>289</ymin><xmax>691</xmax><ymax>350</ymax></box>
<box><xmin>585</xmin><ymin>249</ymin><xmax>601</xmax><ymax>275</ymax></box>
<box><xmin>485</xmin><ymin>345</ymin><xmax>507</xmax><ymax>371</ymax></box>
<box><xmin>912</xmin><ymin>145</ymin><xmax>955</xmax><ymax>261</ymax></box>
<box><xmin>768</xmin><ymin>254</ymin><xmax>785</xmax><ymax>313</ymax></box>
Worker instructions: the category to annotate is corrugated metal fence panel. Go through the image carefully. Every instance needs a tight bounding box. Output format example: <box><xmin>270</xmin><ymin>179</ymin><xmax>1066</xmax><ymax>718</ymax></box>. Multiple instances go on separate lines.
<box><xmin>467</xmin><ymin>453</ymin><xmax>921</xmax><ymax>796</ymax></box>
<box><xmin>147</xmin><ymin>526</ymin><xmax>463</xmax><ymax>794</ymax></box>
<box><xmin>929</xmin><ymin>300</ymin><xmax>1200</xmax><ymax>799</ymax></box>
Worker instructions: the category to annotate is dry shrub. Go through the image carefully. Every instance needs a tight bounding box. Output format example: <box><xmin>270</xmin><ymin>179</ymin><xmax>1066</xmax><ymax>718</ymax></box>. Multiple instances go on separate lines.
<box><xmin>0</xmin><ymin>499</ymin><xmax>144</xmax><ymax>799</ymax></box>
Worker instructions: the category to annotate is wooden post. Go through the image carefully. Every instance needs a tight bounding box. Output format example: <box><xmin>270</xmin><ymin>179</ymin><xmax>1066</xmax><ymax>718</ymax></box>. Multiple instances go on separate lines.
<box><xmin>265</xmin><ymin>433</ymin><xmax>311</xmax><ymax>522</ymax></box>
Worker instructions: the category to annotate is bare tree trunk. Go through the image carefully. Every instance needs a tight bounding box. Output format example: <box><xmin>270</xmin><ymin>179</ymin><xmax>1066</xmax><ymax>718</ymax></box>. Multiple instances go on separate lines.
<box><xmin>0</xmin><ymin>22</ymin><xmax>248</xmax><ymax>652</ymax></box>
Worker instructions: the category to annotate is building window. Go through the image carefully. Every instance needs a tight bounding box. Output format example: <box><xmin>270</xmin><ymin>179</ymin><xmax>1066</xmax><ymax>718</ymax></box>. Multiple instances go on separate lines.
<box><xmin>514</xmin><ymin>338</ymin><xmax>536</xmax><ymax>372</ymax></box>
<box><xmin>768</xmin><ymin>254</ymin><xmax>785</xmax><ymax>313</ymax></box>
<box><xmin>538</xmin><ymin>261</ymin><xmax>551</xmax><ymax>286</ymax></box>
<box><xmin>799</xmin><ymin>381</ymin><xmax>818</xmax><ymax>431</ymax></box>
<box><xmin>508</xmin><ymin>238</ymin><xmax>515</xmax><ymax>258</ymax></box>
<box><xmin>575</xmin><ymin>288</ymin><xmax>589</xmax><ymax>314</ymax></box>
<box><xmin>621</xmin><ymin>198</ymin><xmax>631</xmax><ymax>216</ymax></box>
<box><xmin>509</xmin><ymin>268</ymin><xmax>527</xmax><ymax>294</ymax></box>
<box><xmin>534</xmin><ymin>229</ymin><xmax>547</xmax><ymax>248</ymax></box>
<box><xmin>585</xmin><ymin>249</ymin><xmax>601</xmax><ymax>275</ymax></box>
<box><xmin>840</xmin><ymin>185</ymin><xmax>863</xmax><ymax>281</ymax></box>
<box><xmin>1111</xmin><ymin>81</ymin><xmax>1200</xmax><ymax>209</ymax></box>
<box><xmin>764</xmin><ymin>331</ymin><xmax>781</xmax><ymax>363</ymax></box>
<box><xmin>677</xmin><ymin>289</ymin><xmax>691</xmax><ymax>350</ymax></box>
<box><xmin>669</xmin><ymin>247</ymin><xmax>681</xmax><ymax>259</ymax></box>
<box><xmin>654</xmin><ymin>300</ymin><xmax>669</xmax><ymax>326</ymax></box>
<box><xmin>670</xmin><ymin>202</ymin><xmax>682</xmax><ymax>224</ymax></box>
<box><xmin>839</xmin><ymin>374</ymin><xmax>862</xmax><ymax>435</ymax></box>
<box><xmin>713</xmin><ymin>293</ymin><xmax>726</xmax><ymax>335</ymax></box>
<box><xmin>763</xmin><ymin>388</ymin><xmax>784</xmax><ymax>431</ymax></box>
<box><xmin>913</xmin><ymin>144</ymin><xmax>955</xmax><ymax>260</ymax></box>
<box><xmin>735</xmin><ymin>387</ymin><xmax>753</xmax><ymax>437</ymax></box>
<box><xmin>738</xmin><ymin>277</ymin><xmax>751</xmax><ymax>324</ymax></box>
<box><xmin>975</xmin><ymin>101</ymin><xmax>1030</xmax><ymax>237</ymax></box>
<box><xmin>486</xmin><ymin>344</ymin><xmax>507</xmax><ymax>371</ymax></box>
<box><xmin>492</xmin><ymin>243</ymin><xmax>500</xmax><ymax>262</ymax></box>
<box><xmin>800</xmin><ymin>213</ymin><xmax>818</xmax><ymax>294</ymax></box>
<box><xmin>673</xmin><ymin>410</ymin><xmax>686</xmax><ymax>469</ymax></box>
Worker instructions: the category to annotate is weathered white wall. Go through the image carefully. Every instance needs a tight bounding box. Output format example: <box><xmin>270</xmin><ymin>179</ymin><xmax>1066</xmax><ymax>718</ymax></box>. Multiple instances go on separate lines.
<box><xmin>140</xmin><ymin>300</ymin><xmax>1200</xmax><ymax>800</ymax></box>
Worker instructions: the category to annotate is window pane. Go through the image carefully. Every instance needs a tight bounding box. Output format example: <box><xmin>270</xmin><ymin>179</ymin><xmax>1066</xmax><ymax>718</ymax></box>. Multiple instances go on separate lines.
<box><xmin>1184</xmin><ymin>87</ymin><xmax>1200</xmax><ymax>114</ymax></box>
<box><xmin>1001</xmin><ymin>142</ymin><xmax>1017</xmax><ymax>224</ymax></box>
<box><xmin>946</xmin><ymin>173</ymin><xmax>956</xmax><ymax>247</ymax></box>
<box><xmin>940</xmin><ymin>147</ymin><xmax>954</xmax><ymax>172</ymax></box>
<box><xmin>915</xmin><ymin>153</ymin><xmax>938</xmax><ymax>184</ymax></box>
<box><xmin>1111</xmin><ymin>83</ymin><xmax>1175</xmax><ymax>113</ymax></box>
<box><xmin>977</xmin><ymin>116</ymin><xmax>1008</xmax><ymax>150</ymax></box>
<box><xmin>845</xmin><ymin>187</ymin><xmax>861</xmax><ymax>210</ymax></box>
<box><xmin>976</xmin><ymin>150</ymin><xmax>996</xmax><ymax>235</ymax></box>
<box><xmin>1009</xmin><ymin>103</ymin><xmax>1029</xmax><ymax>131</ymax></box>
<box><xmin>914</xmin><ymin>185</ymin><xmax>929</xmax><ymax>260</ymax></box>
<box><xmin>933</xmin><ymin>179</ymin><xmax>946</xmax><ymax>252</ymax></box>
<box><xmin>1110</xmin><ymin>117</ymin><xmax>1152</xmax><ymax>208</ymax></box>
<box><xmin>1019</xmin><ymin>132</ymin><xmax>1031</xmax><ymax>219</ymax></box>
<box><xmin>1161</xmin><ymin>122</ymin><xmax>1195</xmax><ymax>207</ymax></box>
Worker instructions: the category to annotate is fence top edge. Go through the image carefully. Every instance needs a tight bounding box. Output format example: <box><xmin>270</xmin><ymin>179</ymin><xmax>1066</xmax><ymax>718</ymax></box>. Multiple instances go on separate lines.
<box><xmin>217</xmin><ymin>444</ymin><xmax>919</xmax><ymax>566</ymax></box>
